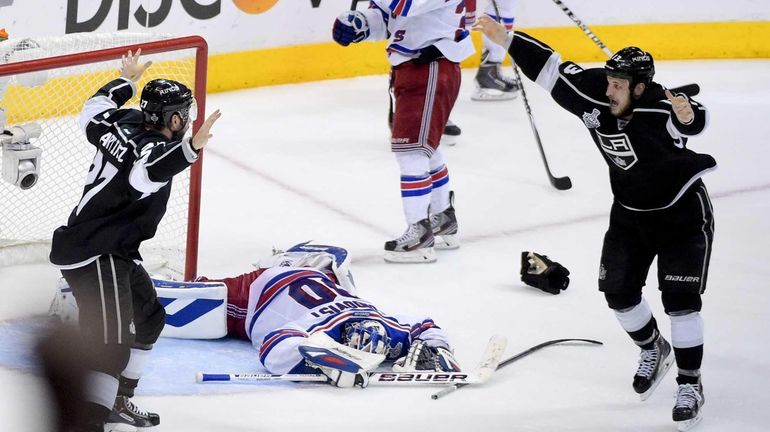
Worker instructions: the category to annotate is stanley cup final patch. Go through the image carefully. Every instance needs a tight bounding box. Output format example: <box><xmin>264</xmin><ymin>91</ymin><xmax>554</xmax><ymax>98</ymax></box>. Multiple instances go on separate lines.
<box><xmin>582</xmin><ymin>108</ymin><xmax>601</xmax><ymax>129</ymax></box>
<box><xmin>595</xmin><ymin>130</ymin><xmax>638</xmax><ymax>170</ymax></box>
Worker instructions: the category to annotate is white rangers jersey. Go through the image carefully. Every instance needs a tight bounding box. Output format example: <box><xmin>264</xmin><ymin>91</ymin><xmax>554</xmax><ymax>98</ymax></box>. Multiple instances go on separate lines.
<box><xmin>245</xmin><ymin>266</ymin><xmax>450</xmax><ymax>374</ymax></box>
<box><xmin>362</xmin><ymin>0</ymin><xmax>475</xmax><ymax>66</ymax></box>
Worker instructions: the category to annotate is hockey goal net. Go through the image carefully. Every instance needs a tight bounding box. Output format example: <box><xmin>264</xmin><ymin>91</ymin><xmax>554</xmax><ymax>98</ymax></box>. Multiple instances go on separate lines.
<box><xmin>0</xmin><ymin>33</ymin><xmax>207</xmax><ymax>280</ymax></box>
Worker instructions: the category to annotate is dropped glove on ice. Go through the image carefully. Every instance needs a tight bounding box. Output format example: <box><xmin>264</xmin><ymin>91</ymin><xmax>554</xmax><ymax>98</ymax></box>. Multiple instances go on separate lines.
<box><xmin>520</xmin><ymin>251</ymin><xmax>570</xmax><ymax>295</ymax></box>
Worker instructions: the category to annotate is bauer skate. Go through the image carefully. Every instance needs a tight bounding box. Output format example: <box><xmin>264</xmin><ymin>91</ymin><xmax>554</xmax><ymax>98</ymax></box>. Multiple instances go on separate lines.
<box><xmin>384</xmin><ymin>218</ymin><xmax>436</xmax><ymax>263</ymax></box>
<box><xmin>673</xmin><ymin>380</ymin><xmax>704</xmax><ymax>431</ymax></box>
<box><xmin>633</xmin><ymin>334</ymin><xmax>674</xmax><ymax>401</ymax></box>
<box><xmin>104</xmin><ymin>395</ymin><xmax>159</xmax><ymax>431</ymax></box>
<box><xmin>471</xmin><ymin>51</ymin><xmax>520</xmax><ymax>101</ymax></box>
<box><xmin>441</xmin><ymin>119</ymin><xmax>461</xmax><ymax>146</ymax></box>
<box><xmin>430</xmin><ymin>191</ymin><xmax>459</xmax><ymax>250</ymax></box>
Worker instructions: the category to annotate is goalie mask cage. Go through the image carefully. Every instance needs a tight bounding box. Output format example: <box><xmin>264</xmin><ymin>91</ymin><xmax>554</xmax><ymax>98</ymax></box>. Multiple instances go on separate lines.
<box><xmin>0</xmin><ymin>33</ymin><xmax>208</xmax><ymax>281</ymax></box>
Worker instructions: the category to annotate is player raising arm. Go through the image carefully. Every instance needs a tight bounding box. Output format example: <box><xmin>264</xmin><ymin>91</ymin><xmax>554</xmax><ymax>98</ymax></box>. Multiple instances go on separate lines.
<box><xmin>475</xmin><ymin>16</ymin><xmax>713</xmax><ymax>431</ymax></box>
<box><xmin>49</xmin><ymin>49</ymin><xmax>220</xmax><ymax>432</ymax></box>
<box><xmin>332</xmin><ymin>1</ymin><xmax>473</xmax><ymax>263</ymax></box>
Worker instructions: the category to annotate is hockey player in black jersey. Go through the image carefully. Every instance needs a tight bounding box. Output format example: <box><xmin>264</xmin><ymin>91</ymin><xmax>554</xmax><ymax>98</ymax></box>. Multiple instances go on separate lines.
<box><xmin>475</xmin><ymin>17</ymin><xmax>712</xmax><ymax>431</ymax></box>
<box><xmin>49</xmin><ymin>49</ymin><xmax>221</xmax><ymax>432</ymax></box>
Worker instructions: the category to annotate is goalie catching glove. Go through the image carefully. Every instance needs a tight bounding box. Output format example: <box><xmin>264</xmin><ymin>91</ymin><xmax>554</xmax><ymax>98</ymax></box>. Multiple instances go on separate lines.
<box><xmin>520</xmin><ymin>251</ymin><xmax>570</xmax><ymax>295</ymax></box>
<box><xmin>392</xmin><ymin>339</ymin><xmax>461</xmax><ymax>373</ymax></box>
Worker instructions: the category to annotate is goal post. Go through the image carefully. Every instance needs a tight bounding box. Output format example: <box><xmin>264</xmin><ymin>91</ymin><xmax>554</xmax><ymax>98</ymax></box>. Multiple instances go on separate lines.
<box><xmin>0</xmin><ymin>33</ymin><xmax>208</xmax><ymax>281</ymax></box>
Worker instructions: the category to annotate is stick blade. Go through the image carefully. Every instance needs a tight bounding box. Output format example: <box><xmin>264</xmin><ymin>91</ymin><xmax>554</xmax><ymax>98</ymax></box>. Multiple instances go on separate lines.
<box><xmin>551</xmin><ymin>176</ymin><xmax>572</xmax><ymax>190</ymax></box>
<box><xmin>473</xmin><ymin>335</ymin><xmax>508</xmax><ymax>382</ymax></box>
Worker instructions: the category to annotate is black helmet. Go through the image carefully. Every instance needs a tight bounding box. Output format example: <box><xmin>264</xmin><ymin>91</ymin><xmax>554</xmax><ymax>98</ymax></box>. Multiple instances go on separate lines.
<box><xmin>605</xmin><ymin>47</ymin><xmax>655</xmax><ymax>86</ymax></box>
<box><xmin>140</xmin><ymin>79</ymin><xmax>195</xmax><ymax>128</ymax></box>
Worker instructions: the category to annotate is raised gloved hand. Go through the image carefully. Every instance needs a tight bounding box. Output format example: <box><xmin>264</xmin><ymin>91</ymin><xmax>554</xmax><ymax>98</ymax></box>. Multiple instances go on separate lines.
<box><xmin>392</xmin><ymin>339</ymin><xmax>461</xmax><ymax>372</ymax></box>
<box><xmin>520</xmin><ymin>251</ymin><xmax>570</xmax><ymax>295</ymax></box>
<box><xmin>332</xmin><ymin>11</ymin><xmax>370</xmax><ymax>46</ymax></box>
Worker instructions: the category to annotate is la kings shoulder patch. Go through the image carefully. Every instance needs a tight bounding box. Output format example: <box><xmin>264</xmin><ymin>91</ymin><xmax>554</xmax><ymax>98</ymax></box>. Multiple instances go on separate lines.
<box><xmin>595</xmin><ymin>130</ymin><xmax>638</xmax><ymax>170</ymax></box>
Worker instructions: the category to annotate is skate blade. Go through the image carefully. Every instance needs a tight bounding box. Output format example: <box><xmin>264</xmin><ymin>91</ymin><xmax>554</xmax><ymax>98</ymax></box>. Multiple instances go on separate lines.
<box><xmin>104</xmin><ymin>423</ymin><xmax>138</xmax><ymax>432</ymax></box>
<box><xmin>639</xmin><ymin>349</ymin><xmax>675</xmax><ymax>401</ymax></box>
<box><xmin>440</xmin><ymin>134</ymin><xmax>458</xmax><ymax>146</ymax></box>
<box><xmin>676</xmin><ymin>410</ymin><xmax>703</xmax><ymax>431</ymax></box>
<box><xmin>384</xmin><ymin>247</ymin><xmax>437</xmax><ymax>263</ymax></box>
<box><xmin>471</xmin><ymin>88</ymin><xmax>518</xmax><ymax>101</ymax></box>
<box><xmin>434</xmin><ymin>234</ymin><xmax>460</xmax><ymax>250</ymax></box>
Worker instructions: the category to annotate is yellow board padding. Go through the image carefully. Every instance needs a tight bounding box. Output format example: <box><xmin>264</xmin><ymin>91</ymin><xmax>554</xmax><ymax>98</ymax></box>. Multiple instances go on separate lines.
<box><xmin>2</xmin><ymin>21</ymin><xmax>767</xmax><ymax>123</ymax></box>
<box><xmin>2</xmin><ymin>61</ymin><xmax>195</xmax><ymax>123</ymax></box>
<box><xmin>208</xmin><ymin>21</ymin><xmax>770</xmax><ymax>92</ymax></box>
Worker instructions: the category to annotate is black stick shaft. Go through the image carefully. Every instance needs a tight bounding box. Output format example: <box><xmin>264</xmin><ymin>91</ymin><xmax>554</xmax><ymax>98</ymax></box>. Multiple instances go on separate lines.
<box><xmin>490</xmin><ymin>0</ymin><xmax>572</xmax><ymax>190</ymax></box>
<box><xmin>431</xmin><ymin>338</ymin><xmax>602</xmax><ymax>400</ymax></box>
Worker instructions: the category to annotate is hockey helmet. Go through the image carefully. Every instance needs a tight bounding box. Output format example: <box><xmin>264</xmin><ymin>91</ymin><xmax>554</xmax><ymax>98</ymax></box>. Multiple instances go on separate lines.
<box><xmin>140</xmin><ymin>79</ymin><xmax>196</xmax><ymax>128</ymax></box>
<box><xmin>344</xmin><ymin>320</ymin><xmax>391</xmax><ymax>355</ymax></box>
<box><xmin>605</xmin><ymin>47</ymin><xmax>655</xmax><ymax>87</ymax></box>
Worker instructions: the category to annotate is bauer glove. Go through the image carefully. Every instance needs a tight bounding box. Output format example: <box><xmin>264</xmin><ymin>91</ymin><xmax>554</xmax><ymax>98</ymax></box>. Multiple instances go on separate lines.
<box><xmin>332</xmin><ymin>11</ymin><xmax>370</xmax><ymax>46</ymax></box>
<box><xmin>520</xmin><ymin>251</ymin><xmax>570</xmax><ymax>295</ymax></box>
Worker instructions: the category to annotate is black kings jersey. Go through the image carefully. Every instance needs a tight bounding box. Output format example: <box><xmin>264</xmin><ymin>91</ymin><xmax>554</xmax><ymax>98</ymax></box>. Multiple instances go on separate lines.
<box><xmin>510</xmin><ymin>31</ymin><xmax>716</xmax><ymax>210</ymax></box>
<box><xmin>50</xmin><ymin>77</ymin><xmax>199</xmax><ymax>268</ymax></box>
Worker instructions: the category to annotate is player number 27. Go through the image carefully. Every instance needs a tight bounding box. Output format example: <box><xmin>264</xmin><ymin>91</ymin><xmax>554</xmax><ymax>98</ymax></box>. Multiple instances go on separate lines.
<box><xmin>75</xmin><ymin>151</ymin><xmax>118</xmax><ymax>215</ymax></box>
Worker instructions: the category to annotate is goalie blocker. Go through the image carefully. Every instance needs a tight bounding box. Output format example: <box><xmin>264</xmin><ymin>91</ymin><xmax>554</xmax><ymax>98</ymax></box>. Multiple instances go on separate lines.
<box><xmin>520</xmin><ymin>251</ymin><xmax>570</xmax><ymax>295</ymax></box>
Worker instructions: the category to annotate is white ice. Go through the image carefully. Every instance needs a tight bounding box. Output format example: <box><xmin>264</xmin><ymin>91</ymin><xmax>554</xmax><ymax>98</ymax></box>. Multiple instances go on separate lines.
<box><xmin>1</xmin><ymin>59</ymin><xmax>769</xmax><ymax>431</ymax></box>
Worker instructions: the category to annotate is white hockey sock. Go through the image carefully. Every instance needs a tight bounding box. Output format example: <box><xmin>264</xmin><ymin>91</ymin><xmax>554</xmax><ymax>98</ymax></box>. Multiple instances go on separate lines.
<box><xmin>396</xmin><ymin>151</ymin><xmax>431</xmax><ymax>224</ymax></box>
<box><xmin>670</xmin><ymin>312</ymin><xmax>704</xmax><ymax>349</ymax></box>
<box><xmin>85</xmin><ymin>370</ymin><xmax>119</xmax><ymax>410</ymax></box>
<box><xmin>614</xmin><ymin>298</ymin><xmax>654</xmax><ymax>333</ymax></box>
<box><xmin>121</xmin><ymin>347</ymin><xmax>151</xmax><ymax>380</ymax></box>
<box><xmin>429</xmin><ymin>149</ymin><xmax>450</xmax><ymax>213</ymax></box>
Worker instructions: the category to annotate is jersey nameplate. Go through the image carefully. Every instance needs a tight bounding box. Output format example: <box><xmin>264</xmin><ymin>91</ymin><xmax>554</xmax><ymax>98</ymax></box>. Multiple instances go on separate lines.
<box><xmin>99</xmin><ymin>132</ymin><xmax>128</xmax><ymax>163</ymax></box>
<box><xmin>595</xmin><ymin>130</ymin><xmax>638</xmax><ymax>170</ymax></box>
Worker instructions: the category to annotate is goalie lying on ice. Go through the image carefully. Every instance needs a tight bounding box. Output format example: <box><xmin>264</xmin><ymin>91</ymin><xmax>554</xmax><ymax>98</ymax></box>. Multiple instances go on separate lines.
<box><xmin>52</xmin><ymin>242</ymin><xmax>461</xmax><ymax>388</ymax></box>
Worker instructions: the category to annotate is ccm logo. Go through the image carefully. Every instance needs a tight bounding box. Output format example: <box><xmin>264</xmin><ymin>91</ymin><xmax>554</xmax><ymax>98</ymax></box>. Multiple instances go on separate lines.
<box><xmin>376</xmin><ymin>373</ymin><xmax>469</xmax><ymax>382</ymax></box>
<box><xmin>664</xmin><ymin>275</ymin><xmax>700</xmax><ymax>282</ymax></box>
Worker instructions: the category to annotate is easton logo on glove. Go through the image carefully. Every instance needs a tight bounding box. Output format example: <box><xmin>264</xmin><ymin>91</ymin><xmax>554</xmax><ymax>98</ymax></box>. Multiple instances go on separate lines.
<box><xmin>520</xmin><ymin>251</ymin><xmax>570</xmax><ymax>295</ymax></box>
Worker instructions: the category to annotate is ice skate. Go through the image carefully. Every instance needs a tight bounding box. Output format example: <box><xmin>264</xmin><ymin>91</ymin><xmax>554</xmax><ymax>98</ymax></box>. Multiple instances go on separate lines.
<box><xmin>441</xmin><ymin>119</ymin><xmax>461</xmax><ymax>146</ymax></box>
<box><xmin>104</xmin><ymin>395</ymin><xmax>159</xmax><ymax>431</ymax></box>
<box><xmin>633</xmin><ymin>334</ymin><xmax>674</xmax><ymax>401</ymax></box>
<box><xmin>471</xmin><ymin>51</ymin><xmax>520</xmax><ymax>101</ymax></box>
<box><xmin>430</xmin><ymin>191</ymin><xmax>459</xmax><ymax>250</ymax></box>
<box><xmin>673</xmin><ymin>381</ymin><xmax>704</xmax><ymax>431</ymax></box>
<box><xmin>384</xmin><ymin>218</ymin><xmax>436</xmax><ymax>263</ymax></box>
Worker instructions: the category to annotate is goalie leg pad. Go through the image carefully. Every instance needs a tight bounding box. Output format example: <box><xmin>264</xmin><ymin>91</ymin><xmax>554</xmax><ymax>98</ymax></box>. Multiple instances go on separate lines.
<box><xmin>520</xmin><ymin>251</ymin><xmax>570</xmax><ymax>295</ymax></box>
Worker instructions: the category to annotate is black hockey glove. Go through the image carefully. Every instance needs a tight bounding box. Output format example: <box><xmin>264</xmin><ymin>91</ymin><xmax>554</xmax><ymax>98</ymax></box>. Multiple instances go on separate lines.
<box><xmin>520</xmin><ymin>251</ymin><xmax>570</xmax><ymax>295</ymax></box>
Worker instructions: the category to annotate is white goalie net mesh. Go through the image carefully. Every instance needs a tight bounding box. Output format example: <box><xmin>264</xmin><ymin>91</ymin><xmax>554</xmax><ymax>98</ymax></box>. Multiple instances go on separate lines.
<box><xmin>0</xmin><ymin>33</ymin><xmax>202</xmax><ymax>277</ymax></box>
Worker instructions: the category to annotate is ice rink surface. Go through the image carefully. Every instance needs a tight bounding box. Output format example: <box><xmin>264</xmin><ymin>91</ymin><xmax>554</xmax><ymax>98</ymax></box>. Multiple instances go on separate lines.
<box><xmin>1</xmin><ymin>59</ymin><xmax>769</xmax><ymax>431</ymax></box>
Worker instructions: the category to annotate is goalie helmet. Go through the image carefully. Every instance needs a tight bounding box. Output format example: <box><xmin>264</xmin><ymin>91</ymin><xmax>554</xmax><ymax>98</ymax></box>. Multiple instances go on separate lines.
<box><xmin>343</xmin><ymin>320</ymin><xmax>390</xmax><ymax>356</ymax></box>
<box><xmin>605</xmin><ymin>47</ymin><xmax>655</xmax><ymax>87</ymax></box>
<box><xmin>140</xmin><ymin>79</ymin><xmax>196</xmax><ymax>130</ymax></box>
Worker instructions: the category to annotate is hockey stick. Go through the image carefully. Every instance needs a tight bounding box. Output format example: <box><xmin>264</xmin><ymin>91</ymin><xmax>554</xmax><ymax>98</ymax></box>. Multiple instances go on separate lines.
<box><xmin>431</xmin><ymin>338</ymin><xmax>603</xmax><ymax>400</ymax></box>
<box><xmin>198</xmin><ymin>335</ymin><xmax>507</xmax><ymax>387</ymax></box>
<box><xmin>550</xmin><ymin>0</ymin><xmax>613</xmax><ymax>57</ymax></box>
<box><xmin>549</xmin><ymin>0</ymin><xmax>702</xmax><ymax>97</ymax></box>
<box><xmin>490</xmin><ymin>0</ymin><xmax>572</xmax><ymax>190</ymax></box>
